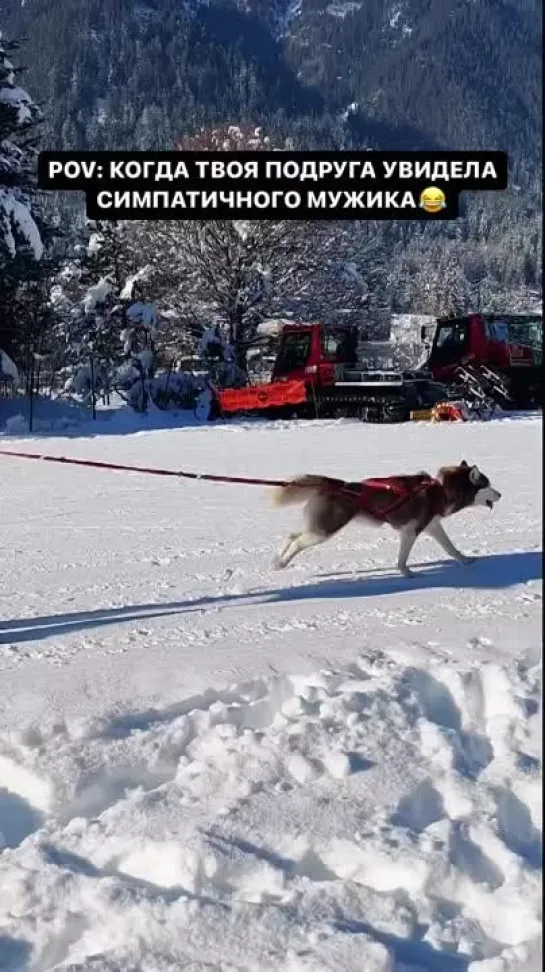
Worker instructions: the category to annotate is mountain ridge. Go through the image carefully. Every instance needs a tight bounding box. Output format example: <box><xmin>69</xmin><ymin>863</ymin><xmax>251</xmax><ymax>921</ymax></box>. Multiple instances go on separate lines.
<box><xmin>1</xmin><ymin>0</ymin><xmax>540</xmax><ymax>195</ymax></box>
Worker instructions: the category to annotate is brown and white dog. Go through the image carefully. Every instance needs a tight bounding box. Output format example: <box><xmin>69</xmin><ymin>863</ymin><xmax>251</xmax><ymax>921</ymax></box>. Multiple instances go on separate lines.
<box><xmin>272</xmin><ymin>461</ymin><xmax>501</xmax><ymax>577</ymax></box>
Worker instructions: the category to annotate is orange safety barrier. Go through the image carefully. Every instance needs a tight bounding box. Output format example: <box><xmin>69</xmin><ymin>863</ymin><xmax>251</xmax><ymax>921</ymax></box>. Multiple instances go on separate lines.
<box><xmin>217</xmin><ymin>379</ymin><xmax>307</xmax><ymax>413</ymax></box>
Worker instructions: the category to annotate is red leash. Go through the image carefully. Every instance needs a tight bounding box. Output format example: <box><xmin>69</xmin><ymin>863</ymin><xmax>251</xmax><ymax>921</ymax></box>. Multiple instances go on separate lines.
<box><xmin>0</xmin><ymin>448</ymin><xmax>286</xmax><ymax>488</ymax></box>
<box><xmin>0</xmin><ymin>449</ymin><xmax>439</xmax><ymax>519</ymax></box>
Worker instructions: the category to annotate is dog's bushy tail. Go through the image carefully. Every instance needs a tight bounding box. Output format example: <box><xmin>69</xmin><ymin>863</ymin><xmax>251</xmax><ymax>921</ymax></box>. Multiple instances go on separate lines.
<box><xmin>271</xmin><ymin>475</ymin><xmax>344</xmax><ymax>507</ymax></box>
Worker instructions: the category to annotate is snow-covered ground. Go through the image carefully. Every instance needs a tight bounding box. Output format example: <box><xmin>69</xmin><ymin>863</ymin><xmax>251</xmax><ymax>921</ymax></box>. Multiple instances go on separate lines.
<box><xmin>0</xmin><ymin>415</ymin><xmax>542</xmax><ymax>972</ymax></box>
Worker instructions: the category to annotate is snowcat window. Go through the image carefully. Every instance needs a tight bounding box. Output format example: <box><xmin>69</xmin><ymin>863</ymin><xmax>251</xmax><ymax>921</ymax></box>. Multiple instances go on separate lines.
<box><xmin>322</xmin><ymin>333</ymin><xmax>343</xmax><ymax>360</ymax></box>
<box><xmin>275</xmin><ymin>332</ymin><xmax>312</xmax><ymax>373</ymax></box>
<box><xmin>336</xmin><ymin>329</ymin><xmax>358</xmax><ymax>364</ymax></box>
<box><xmin>485</xmin><ymin>320</ymin><xmax>509</xmax><ymax>343</ymax></box>
<box><xmin>505</xmin><ymin>317</ymin><xmax>542</xmax><ymax>351</ymax></box>
<box><xmin>434</xmin><ymin>321</ymin><xmax>469</xmax><ymax>360</ymax></box>
<box><xmin>435</xmin><ymin>322</ymin><xmax>468</xmax><ymax>350</ymax></box>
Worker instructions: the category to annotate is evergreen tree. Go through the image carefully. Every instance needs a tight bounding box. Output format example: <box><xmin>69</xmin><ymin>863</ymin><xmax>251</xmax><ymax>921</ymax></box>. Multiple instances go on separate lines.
<box><xmin>0</xmin><ymin>34</ymin><xmax>46</xmax><ymax>356</ymax></box>
<box><xmin>50</xmin><ymin>220</ymin><xmax>159</xmax><ymax>411</ymax></box>
<box><xmin>0</xmin><ymin>34</ymin><xmax>61</xmax><ymax>378</ymax></box>
<box><xmin>0</xmin><ymin>36</ymin><xmax>42</xmax><ymax>251</ymax></box>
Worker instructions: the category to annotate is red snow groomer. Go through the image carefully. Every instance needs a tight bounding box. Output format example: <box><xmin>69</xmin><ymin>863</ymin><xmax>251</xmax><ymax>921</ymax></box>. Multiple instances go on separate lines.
<box><xmin>214</xmin><ymin>313</ymin><xmax>542</xmax><ymax>423</ymax></box>
<box><xmin>427</xmin><ymin>312</ymin><xmax>542</xmax><ymax>409</ymax></box>
<box><xmin>215</xmin><ymin>322</ymin><xmax>450</xmax><ymax>424</ymax></box>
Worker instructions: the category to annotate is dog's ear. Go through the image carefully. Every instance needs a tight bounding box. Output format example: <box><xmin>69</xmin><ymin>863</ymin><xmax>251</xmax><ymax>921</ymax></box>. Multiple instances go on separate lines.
<box><xmin>460</xmin><ymin>460</ymin><xmax>469</xmax><ymax>468</ymax></box>
<box><xmin>469</xmin><ymin>465</ymin><xmax>481</xmax><ymax>485</ymax></box>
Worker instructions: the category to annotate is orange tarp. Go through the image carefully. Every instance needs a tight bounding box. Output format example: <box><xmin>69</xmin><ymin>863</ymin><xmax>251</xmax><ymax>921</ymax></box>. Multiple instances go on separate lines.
<box><xmin>217</xmin><ymin>380</ymin><xmax>308</xmax><ymax>413</ymax></box>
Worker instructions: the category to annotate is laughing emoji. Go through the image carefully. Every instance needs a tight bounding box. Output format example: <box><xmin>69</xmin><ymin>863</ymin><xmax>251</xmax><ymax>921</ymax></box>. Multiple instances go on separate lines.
<box><xmin>419</xmin><ymin>186</ymin><xmax>447</xmax><ymax>214</ymax></box>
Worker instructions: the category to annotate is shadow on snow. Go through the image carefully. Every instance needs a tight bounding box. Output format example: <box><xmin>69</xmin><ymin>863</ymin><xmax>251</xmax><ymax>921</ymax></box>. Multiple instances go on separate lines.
<box><xmin>1</xmin><ymin>551</ymin><xmax>541</xmax><ymax>647</ymax></box>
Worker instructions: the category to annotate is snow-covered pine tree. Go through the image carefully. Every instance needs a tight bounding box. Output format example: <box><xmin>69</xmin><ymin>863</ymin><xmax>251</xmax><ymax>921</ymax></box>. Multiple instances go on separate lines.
<box><xmin>46</xmin><ymin>228</ymin><xmax>118</xmax><ymax>410</ymax></box>
<box><xmin>83</xmin><ymin>222</ymin><xmax>159</xmax><ymax>398</ymax></box>
<box><xmin>0</xmin><ymin>33</ymin><xmax>65</xmax><ymax>401</ymax></box>
<box><xmin>83</xmin><ymin>220</ymin><xmax>133</xmax><ymax>296</ymax></box>
<box><xmin>0</xmin><ymin>35</ymin><xmax>44</xmax><ymax>275</ymax></box>
<box><xmin>54</xmin><ymin>220</ymin><xmax>159</xmax><ymax>413</ymax></box>
<box><xmin>0</xmin><ymin>34</ymin><xmax>47</xmax><ymax>359</ymax></box>
<box><xmin>434</xmin><ymin>256</ymin><xmax>475</xmax><ymax>317</ymax></box>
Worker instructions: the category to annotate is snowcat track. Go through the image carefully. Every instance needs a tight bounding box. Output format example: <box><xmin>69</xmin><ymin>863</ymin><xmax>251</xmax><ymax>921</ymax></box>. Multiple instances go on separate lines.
<box><xmin>317</xmin><ymin>389</ymin><xmax>409</xmax><ymax>423</ymax></box>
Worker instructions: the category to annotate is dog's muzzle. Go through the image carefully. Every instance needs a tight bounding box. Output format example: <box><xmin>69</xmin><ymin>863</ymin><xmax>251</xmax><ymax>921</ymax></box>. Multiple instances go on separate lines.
<box><xmin>486</xmin><ymin>490</ymin><xmax>502</xmax><ymax>510</ymax></box>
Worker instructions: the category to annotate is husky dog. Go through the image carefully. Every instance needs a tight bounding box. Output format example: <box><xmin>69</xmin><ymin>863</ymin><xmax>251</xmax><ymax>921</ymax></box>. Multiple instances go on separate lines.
<box><xmin>272</xmin><ymin>461</ymin><xmax>501</xmax><ymax>577</ymax></box>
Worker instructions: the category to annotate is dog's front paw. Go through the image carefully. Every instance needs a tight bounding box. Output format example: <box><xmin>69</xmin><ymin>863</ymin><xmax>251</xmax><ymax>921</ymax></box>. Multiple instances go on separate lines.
<box><xmin>272</xmin><ymin>557</ymin><xmax>286</xmax><ymax>571</ymax></box>
<box><xmin>399</xmin><ymin>566</ymin><xmax>415</xmax><ymax>578</ymax></box>
<box><xmin>459</xmin><ymin>555</ymin><xmax>476</xmax><ymax>565</ymax></box>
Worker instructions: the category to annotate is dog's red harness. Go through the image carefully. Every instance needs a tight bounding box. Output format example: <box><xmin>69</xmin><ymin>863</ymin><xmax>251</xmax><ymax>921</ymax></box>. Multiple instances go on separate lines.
<box><xmin>350</xmin><ymin>474</ymin><xmax>444</xmax><ymax>522</ymax></box>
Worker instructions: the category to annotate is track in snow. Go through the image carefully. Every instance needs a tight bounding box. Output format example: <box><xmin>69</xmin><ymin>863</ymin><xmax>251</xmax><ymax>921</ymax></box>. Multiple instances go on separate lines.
<box><xmin>0</xmin><ymin>415</ymin><xmax>542</xmax><ymax>971</ymax></box>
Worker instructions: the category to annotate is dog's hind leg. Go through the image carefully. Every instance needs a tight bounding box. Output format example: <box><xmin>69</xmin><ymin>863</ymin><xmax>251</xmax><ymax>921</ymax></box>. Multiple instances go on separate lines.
<box><xmin>397</xmin><ymin>525</ymin><xmax>419</xmax><ymax>577</ymax></box>
<box><xmin>273</xmin><ymin>531</ymin><xmax>325</xmax><ymax>570</ymax></box>
<box><xmin>425</xmin><ymin>519</ymin><xmax>474</xmax><ymax>565</ymax></box>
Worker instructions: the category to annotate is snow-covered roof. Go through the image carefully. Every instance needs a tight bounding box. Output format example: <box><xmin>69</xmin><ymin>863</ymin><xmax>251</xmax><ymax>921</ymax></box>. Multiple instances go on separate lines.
<box><xmin>257</xmin><ymin>319</ymin><xmax>294</xmax><ymax>337</ymax></box>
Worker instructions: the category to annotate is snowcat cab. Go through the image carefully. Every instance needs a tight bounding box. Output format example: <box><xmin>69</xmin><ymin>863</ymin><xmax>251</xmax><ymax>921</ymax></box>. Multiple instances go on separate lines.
<box><xmin>271</xmin><ymin>323</ymin><xmax>358</xmax><ymax>385</ymax></box>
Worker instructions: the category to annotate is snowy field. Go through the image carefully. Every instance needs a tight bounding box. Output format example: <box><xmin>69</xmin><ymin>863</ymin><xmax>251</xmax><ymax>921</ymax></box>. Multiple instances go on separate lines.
<box><xmin>0</xmin><ymin>415</ymin><xmax>542</xmax><ymax>972</ymax></box>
